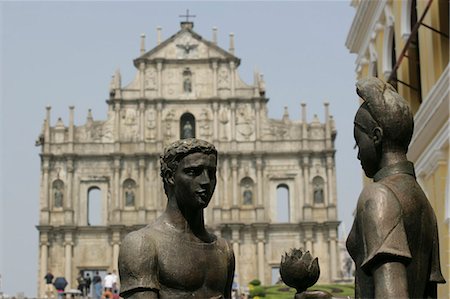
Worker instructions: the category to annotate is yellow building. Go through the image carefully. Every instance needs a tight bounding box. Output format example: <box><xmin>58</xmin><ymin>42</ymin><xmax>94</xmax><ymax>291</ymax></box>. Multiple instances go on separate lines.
<box><xmin>346</xmin><ymin>0</ymin><xmax>449</xmax><ymax>297</ymax></box>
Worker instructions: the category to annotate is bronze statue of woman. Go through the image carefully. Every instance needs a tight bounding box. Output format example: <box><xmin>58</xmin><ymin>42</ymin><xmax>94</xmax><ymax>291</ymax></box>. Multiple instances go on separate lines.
<box><xmin>346</xmin><ymin>77</ymin><xmax>445</xmax><ymax>298</ymax></box>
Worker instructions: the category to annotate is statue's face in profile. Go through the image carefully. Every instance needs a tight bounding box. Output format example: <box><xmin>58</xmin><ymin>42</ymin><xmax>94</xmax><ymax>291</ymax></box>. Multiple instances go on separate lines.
<box><xmin>172</xmin><ymin>152</ymin><xmax>217</xmax><ymax>210</ymax></box>
<box><xmin>354</xmin><ymin>124</ymin><xmax>379</xmax><ymax>178</ymax></box>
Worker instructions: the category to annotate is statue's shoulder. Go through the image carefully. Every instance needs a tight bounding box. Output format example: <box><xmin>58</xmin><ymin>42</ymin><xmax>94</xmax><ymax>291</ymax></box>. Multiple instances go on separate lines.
<box><xmin>119</xmin><ymin>224</ymin><xmax>161</xmax><ymax>298</ymax></box>
<box><xmin>215</xmin><ymin>235</ymin><xmax>234</xmax><ymax>257</ymax></box>
<box><xmin>359</xmin><ymin>181</ymin><xmax>398</xmax><ymax>205</ymax></box>
<box><xmin>120</xmin><ymin>225</ymin><xmax>160</xmax><ymax>260</ymax></box>
<box><xmin>357</xmin><ymin>182</ymin><xmax>401</xmax><ymax>220</ymax></box>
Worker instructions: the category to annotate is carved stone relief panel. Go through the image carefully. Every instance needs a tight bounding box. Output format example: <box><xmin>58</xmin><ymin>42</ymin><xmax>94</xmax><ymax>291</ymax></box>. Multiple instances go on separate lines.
<box><xmin>164</xmin><ymin>69</ymin><xmax>179</xmax><ymax>97</ymax></box>
<box><xmin>219</xmin><ymin>106</ymin><xmax>230</xmax><ymax>140</ymax></box>
<box><xmin>75</xmin><ymin>122</ymin><xmax>103</xmax><ymax>143</ymax></box>
<box><xmin>198</xmin><ymin>109</ymin><xmax>212</xmax><ymax>140</ymax></box>
<box><xmin>261</xmin><ymin>119</ymin><xmax>292</xmax><ymax>141</ymax></box>
<box><xmin>195</xmin><ymin>68</ymin><xmax>212</xmax><ymax>98</ymax></box>
<box><xmin>163</xmin><ymin>109</ymin><xmax>176</xmax><ymax>141</ymax></box>
<box><xmin>145</xmin><ymin>109</ymin><xmax>157</xmax><ymax>141</ymax></box>
<box><xmin>121</xmin><ymin>109</ymin><xmax>139</xmax><ymax>142</ymax></box>
<box><xmin>236</xmin><ymin>104</ymin><xmax>255</xmax><ymax>141</ymax></box>
<box><xmin>310</xmin><ymin>126</ymin><xmax>324</xmax><ymax>140</ymax></box>
<box><xmin>217</xmin><ymin>66</ymin><xmax>230</xmax><ymax>89</ymax></box>
<box><xmin>101</xmin><ymin>111</ymin><xmax>114</xmax><ymax>142</ymax></box>
<box><xmin>145</xmin><ymin>66</ymin><xmax>157</xmax><ymax>89</ymax></box>
<box><xmin>175</xmin><ymin>32</ymin><xmax>199</xmax><ymax>59</ymax></box>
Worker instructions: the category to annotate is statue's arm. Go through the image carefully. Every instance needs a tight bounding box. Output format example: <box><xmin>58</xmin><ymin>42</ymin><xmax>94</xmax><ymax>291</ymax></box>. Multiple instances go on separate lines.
<box><xmin>122</xmin><ymin>289</ymin><xmax>159</xmax><ymax>299</ymax></box>
<box><xmin>373</xmin><ymin>262</ymin><xmax>408</xmax><ymax>299</ymax></box>
<box><xmin>359</xmin><ymin>183</ymin><xmax>411</xmax><ymax>297</ymax></box>
<box><xmin>224</xmin><ymin>240</ymin><xmax>235</xmax><ymax>299</ymax></box>
<box><xmin>118</xmin><ymin>230</ymin><xmax>160</xmax><ymax>298</ymax></box>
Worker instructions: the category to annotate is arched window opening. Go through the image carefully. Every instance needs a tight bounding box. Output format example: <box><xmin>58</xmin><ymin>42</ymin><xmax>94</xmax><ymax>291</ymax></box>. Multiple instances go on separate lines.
<box><xmin>276</xmin><ymin>184</ymin><xmax>290</xmax><ymax>222</ymax></box>
<box><xmin>437</xmin><ymin>0</ymin><xmax>449</xmax><ymax>67</ymax></box>
<box><xmin>369</xmin><ymin>60</ymin><xmax>378</xmax><ymax>77</ymax></box>
<box><xmin>52</xmin><ymin>179</ymin><xmax>65</xmax><ymax>208</ymax></box>
<box><xmin>390</xmin><ymin>30</ymin><xmax>398</xmax><ymax>90</ymax></box>
<box><xmin>87</xmin><ymin>187</ymin><xmax>102</xmax><ymax>226</ymax></box>
<box><xmin>180</xmin><ymin>113</ymin><xmax>196</xmax><ymax>139</ymax></box>
<box><xmin>123</xmin><ymin>178</ymin><xmax>137</xmax><ymax>207</ymax></box>
<box><xmin>407</xmin><ymin>0</ymin><xmax>422</xmax><ymax>111</ymax></box>
<box><xmin>312</xmin><ymin>176</ymin><xmax>325</xmax><ymax>204</ymax></box>
<box><xmin>271</xmin><ymin>267</ymin><xmax>281</xmax><ymax>285</ymax></box>
<box><xmin>240</xmin><ymin>177</ymin><xmax>254</xmax><ymax>205</ymax></box>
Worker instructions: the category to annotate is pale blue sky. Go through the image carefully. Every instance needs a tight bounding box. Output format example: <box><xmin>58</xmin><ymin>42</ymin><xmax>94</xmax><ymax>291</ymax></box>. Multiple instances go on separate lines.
<box><xmin>0</xmin><ymin>1</ymin><xmax>360</xmax><ymax>296</ymax></box>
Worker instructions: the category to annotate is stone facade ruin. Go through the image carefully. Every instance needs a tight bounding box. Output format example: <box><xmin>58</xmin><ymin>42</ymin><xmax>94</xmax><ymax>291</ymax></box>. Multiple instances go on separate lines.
<box><xmin>36</xmin><ymin>21</ymin><xmax>340</xmax><ymax>296</ymax></box>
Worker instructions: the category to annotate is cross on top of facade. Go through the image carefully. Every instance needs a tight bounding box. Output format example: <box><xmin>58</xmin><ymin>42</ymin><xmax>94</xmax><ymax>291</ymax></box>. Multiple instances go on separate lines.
<box><xmin>179</xmin><ymin>9</ymin><xmax>196</xmax><ymax>22</ymax></box>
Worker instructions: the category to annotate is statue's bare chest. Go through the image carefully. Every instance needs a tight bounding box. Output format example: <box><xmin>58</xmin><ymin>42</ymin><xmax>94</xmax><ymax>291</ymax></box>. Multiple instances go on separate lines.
<box><xmin>155</xmin><ymin>233</ymin><xmax>230</xmax><ymax>294</ymax></box>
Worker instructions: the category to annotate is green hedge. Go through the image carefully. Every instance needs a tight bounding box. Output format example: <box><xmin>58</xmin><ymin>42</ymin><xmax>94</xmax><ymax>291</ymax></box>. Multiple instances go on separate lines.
<box><xmin>250</xmin><ymin>285</ymin><xmax>266</xmax><ymax>297</ymax></box>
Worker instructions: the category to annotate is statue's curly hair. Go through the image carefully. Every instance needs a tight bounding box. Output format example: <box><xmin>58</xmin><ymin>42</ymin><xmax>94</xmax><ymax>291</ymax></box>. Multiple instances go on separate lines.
<box><xmin>160</xmin><ymin>138</ymin><xmax>217</xmax><ymax>194</ymax></box>
<box><xmin>355</xmin><ymin>77</ymin><xmax>414</xmax><ymax>152</ymax></box>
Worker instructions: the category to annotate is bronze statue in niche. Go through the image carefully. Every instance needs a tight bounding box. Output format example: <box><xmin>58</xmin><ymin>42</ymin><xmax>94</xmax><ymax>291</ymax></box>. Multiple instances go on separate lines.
<box><xmin>119</xmin><ymin>139</ymin><xmax>235</xmax><ymax>299</ymax></box>
<box><xmin>346</xmin><ymin>77</ymin><xmax>446</xmax><ymax>298</ymax></box>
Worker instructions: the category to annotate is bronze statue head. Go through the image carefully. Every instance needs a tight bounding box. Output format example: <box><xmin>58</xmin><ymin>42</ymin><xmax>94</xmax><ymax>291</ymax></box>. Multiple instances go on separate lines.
<box><xmin>354</xmin><ymin>77</ymin><xmax>414</xmax><ymax>177</ymax></box>
<box><xmin>160</xmin><ymin>138</ymin><xmax>217</xmax><ymax>196</ymax></box>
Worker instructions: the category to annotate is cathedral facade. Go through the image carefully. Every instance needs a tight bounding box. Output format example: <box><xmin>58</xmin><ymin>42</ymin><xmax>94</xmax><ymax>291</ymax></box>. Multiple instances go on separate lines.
<box><xmin>36</xmin><ymin>21</ymin><xmax>340</xmax><ymax>296</ymax></box>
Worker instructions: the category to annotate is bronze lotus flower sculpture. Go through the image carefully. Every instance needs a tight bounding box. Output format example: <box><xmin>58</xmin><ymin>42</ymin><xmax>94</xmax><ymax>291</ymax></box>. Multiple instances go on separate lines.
<box><xmin>280</xmin><ymin>248</ymin><xmax>320</xmax><ymax>294</ymax></box>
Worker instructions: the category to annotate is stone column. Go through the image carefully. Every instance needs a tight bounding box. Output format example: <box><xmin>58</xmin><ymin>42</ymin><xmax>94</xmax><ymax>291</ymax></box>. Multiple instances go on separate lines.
<box><xmin>231</xmin><ymin>157</ymin><xmax>239</xmax><ymax>220</ymax></box>
<box><xmin>303</xmin><ymin>156</ymin><xmax>311</xmax><ymax>220</ymax></box>
<box><xmin>296</xmin><ymin>160</ymin><xmax>304</xmax><ymax>222</ymax></box>
<box><xmin>324</xmin><ymin>102</ymin><xmax>331</xmax><ymax>149</ymax></box>
<box><xmin>212</xmin><ymin>60</ymin><xmax>218</xmax><ymax>97</ymax></box>
<box><xmin>39</xmin><ymin>232</ymin><xmax>49</xmax><ymax>298</ymax></box>
<box><xmin>112</xmin><ymin>156</ymin><xmax>121</xmax><ymax>222</ymax></box>
<box><xmin>66</xmin><ymin>159</ymin><xmax>73</xmax><ymax>210</ymax></box>
<box><xmin>156</xmin><ymin>61</ymin><xmax>163</xmax><ymax>97</ymax></box>
<box><xmin>256</xmin><ymin>228</ymin><xmax>266</xmax><ymax>284</ymax></box>
<box><xmin>114</xmin><ymin>102</ymin><xmax>121</xmax><ymax>151</ymax></box>
<box><xmin>254</xmin><ymin>101</ymin><xmax>261</xmax><ymax>140</ymax></box>
<box><xmin>231</xmin><ymin>157</ymin><xmax>238</xmax><ymax>206</ymax></box>
<box><xmin>326</xmin><ymin>154</ymin><xmax>333</xmax><ymax>205</ymax></box>
<box><xmin>44</xmin><ymin>106</ymin><xmax>51</xmax><ymax>153</ymax></box>
<box><xmin>112</xmin><ymin>230</ymin><xmax>121</xmax><ymax>272</ymax></box>
<box><xmin>230</xmin><ymin>61</ymin><xmax>236</xmax><ymax>97</ymax></box>
<box><xmin>42</xmin><ymin>157</ymin><xmax>50</xmax><ymax>210</ymax></box>
<box><xmin>222</xmin><ymin>158</ymin><xmax>229</xmax><ymax>209</ymax></box>
<box><xmin>65</xmin><ymin>157</ymin><xmax>74</xmax><ymax>224</ymax></box>
<box><xmin>301</xmin><ymin>103</ymin><xmax>307</xmax><ymax>150</ymax></box>
<box><xmin>68</xmin><ymin>106</ymin><xmax>74</xmax><ymax>153</ymax></box>
<box><xmin>304</xmin><ymin>224</ymin><xmax>314</xmax><ymax>254</ymax></box>
<box><xmin>64</xmin><ymin>231</ymin><xmax>73</xmax><ymax>288</ymax></box>
<box><xmin>41</xmin><ymin>156</ymin><xmax>51</xmax><ymax>224</ymax></box>
<box><xmin>156</xmin><ymin>102</ymin><xmax>163</xmax><ymax>141</ymax></box>
<box><xmin>230</xmin><ymin>101</ymin><xmax>236</xmax><ymax>142</ymax></box>
<box><xmin>139</xmin><ymin>101</ymin><xmax>145</xmax><ymax>143</ymax></box>
<box><xmin>212</xmin><ymin>102</ymin><xmax>219</xmax><ymax>143</ymax></box>
<box><xmin>331</xmin><ymin>163</ymin><xmax>337</xmax><ymax>212</ymax></box>
<box><xmin>139</xmin><ymin>62</ymin><xmax>145</xmax><ymax>98</ymax></box>
<box><xmin>138</xmin><ymin>157</ymin><xmax>146</xmax><ymax>222</ymax></box>
<box><xmin>256</xmin><ymin>156</ymin><xmax>264</xmax><ymax>221</ymax></box>
<box><xmin>231</xmin><ymin>225</ymin><xmax>241</xmax><ymax>286</ymax></box>
<box><xmin>328</xmin><ymin>228</ymin><xmax>337</xmax><ymax>282</ymax></box>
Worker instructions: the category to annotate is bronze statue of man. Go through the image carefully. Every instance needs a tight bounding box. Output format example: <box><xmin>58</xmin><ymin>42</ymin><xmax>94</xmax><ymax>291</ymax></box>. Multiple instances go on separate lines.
<box><xmin>346</xmin><ymin>77</ymin><xmax>445</xmax><ymax>298</ymax></box>
<box><xmin>119</xmin><ymin>139</ymin><xmax>235</xmax><ymax>299</ymax></box>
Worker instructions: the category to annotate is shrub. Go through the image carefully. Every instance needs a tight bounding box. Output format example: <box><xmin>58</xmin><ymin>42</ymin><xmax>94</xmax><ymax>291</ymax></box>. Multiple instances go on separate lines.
<box><xmin>249</xmin><ymin>279</ymin><xmax>261</xmax><ymax>286</ymax></box>
<box><xmin>249</xmin><ymin>285</ymin><xmax>266</xmax><ymax>297</ymax></box>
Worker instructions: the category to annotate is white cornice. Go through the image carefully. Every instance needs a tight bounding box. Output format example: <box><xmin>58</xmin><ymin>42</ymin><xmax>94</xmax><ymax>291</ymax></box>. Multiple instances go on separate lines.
<box><xmin>413</xmin><ymin>122</ymin><xmax>448</xmax><ymax>178</ymax></box>
<box><xmin>408</xmin><ymin>65</ymin><xmax>450</xmax><ymax>163</ymax></box>
<box><xmin>401</xmin><ymin>0</ymin><xmax>412</xmax><ymax>41</ymax></box>
<box><xmin>346</xmin><ymin>0</ymin><xmax>386</xmax><ymax>63</ymax></box>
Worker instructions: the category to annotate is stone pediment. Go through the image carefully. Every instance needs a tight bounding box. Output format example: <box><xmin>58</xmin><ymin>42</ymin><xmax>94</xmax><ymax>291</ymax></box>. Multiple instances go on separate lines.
<box><xmin>134</xmin><ymin>25</ymin><xmax>239</xmax><ymax>66</ymax></box>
